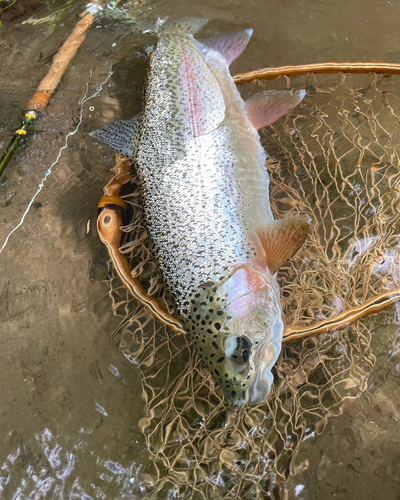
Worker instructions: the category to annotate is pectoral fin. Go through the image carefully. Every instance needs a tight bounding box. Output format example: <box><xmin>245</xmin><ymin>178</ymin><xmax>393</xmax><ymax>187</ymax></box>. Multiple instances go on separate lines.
<box><xmin>245</xmin><ymin>90</ymin><xmax>306</xmax><ymax>130</ymax></box>
<box><xmin>90</xmin><ymin>113</ymin><xmax>142</xmax><ymax>160</ymax></box>
<box><xmin>256</xmin><ymin>215</ymin><xmax>310</xmax><ymax>274</ymax></box>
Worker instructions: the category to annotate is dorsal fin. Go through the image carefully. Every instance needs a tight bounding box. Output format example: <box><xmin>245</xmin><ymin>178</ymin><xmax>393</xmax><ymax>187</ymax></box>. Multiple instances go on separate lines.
<box><xmin>245</xmin><ymin>90</ymin><xmax>306</xmax><ymax>130</ymax></box>
<box><xmin>198</xmin><ymin>29</ymin><xmax>253</xmax><ymax>66</ymax></box>
<box><xmin>256</xmin><ymin>215</ymin><xmax>310</xmax><ymax>274</ymax></box>
<box><xmin>90</xmin><ymin>113</ymin><xmax>141</xmax><ymax>160</ymax></box>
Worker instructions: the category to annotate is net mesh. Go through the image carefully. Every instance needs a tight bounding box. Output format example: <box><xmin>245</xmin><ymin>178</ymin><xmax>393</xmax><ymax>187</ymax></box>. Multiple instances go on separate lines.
<box><xmin>106</xmin><ymin>72</ymin><xmax>400</xmax><ymax>499</ymax></box>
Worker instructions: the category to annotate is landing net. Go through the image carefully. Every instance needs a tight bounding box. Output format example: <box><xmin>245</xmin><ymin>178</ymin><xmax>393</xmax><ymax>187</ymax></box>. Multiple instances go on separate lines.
<box><xmin>106</xmin><ymin>71</ymin><xmax>400</xmax><ymax>499</ymax></box>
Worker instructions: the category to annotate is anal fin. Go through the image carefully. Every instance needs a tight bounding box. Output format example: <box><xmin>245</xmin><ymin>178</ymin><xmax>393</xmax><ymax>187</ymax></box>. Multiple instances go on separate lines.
<box><xmin>256</xmin><ymin>215</ymin><xmax>310</xmax><ymax>274</ymax></box>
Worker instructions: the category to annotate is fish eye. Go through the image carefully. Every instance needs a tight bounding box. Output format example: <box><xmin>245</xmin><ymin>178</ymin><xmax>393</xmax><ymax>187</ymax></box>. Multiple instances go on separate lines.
<box><xmin>224</xmin><ymin>335</ymin><xmax>251</xmax><ymax>365</ymax></box>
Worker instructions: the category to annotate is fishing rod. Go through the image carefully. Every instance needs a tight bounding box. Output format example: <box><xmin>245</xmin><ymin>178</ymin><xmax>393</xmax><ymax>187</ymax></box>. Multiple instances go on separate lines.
<box><xmin>0</xmin><ymin>0</ymin><xmax>104</xmax><ymax>178</ymax></box>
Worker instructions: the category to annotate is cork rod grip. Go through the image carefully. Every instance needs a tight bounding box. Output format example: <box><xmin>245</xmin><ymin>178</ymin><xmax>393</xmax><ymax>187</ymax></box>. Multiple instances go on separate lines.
<box><xmin>26</xmin><ymin>12</ymin><xmax>95</xmax><ymax>113</ymax></box>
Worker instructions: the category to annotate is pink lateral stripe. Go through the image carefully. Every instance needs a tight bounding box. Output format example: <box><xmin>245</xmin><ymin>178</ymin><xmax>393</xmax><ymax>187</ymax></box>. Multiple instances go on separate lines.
<box><xmin>180</xmin><ymin>45</ymin><xmax>205</xmax><ymax>137</ymax></box>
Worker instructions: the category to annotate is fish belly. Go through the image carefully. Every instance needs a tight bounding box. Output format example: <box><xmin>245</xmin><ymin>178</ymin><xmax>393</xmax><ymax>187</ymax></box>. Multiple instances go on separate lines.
<box><xmin>199</xmin><ymin>45</ymin><xmax>275</xmax><ymax>236</ymax></box>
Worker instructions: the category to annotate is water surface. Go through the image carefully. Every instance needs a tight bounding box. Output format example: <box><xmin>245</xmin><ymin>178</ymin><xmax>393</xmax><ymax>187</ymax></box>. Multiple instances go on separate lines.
<box><xmin>1</xmin><ymin>0</ymin><xmax>400</xmax><ymax>498</ymax></box>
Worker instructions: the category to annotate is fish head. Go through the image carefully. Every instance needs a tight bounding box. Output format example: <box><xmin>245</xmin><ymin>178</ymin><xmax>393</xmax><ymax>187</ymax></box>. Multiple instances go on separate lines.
<box><xmin>183</xmin><ymin>265</ymin><xmax>284</xmax><ymax>406</ymax></box>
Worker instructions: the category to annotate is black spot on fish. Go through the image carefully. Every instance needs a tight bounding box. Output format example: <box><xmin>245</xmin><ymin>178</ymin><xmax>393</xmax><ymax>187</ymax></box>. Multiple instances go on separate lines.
<box><xmin>215</xmin><ymin>322</ymin><xmax>221</xmax><ymax>330</ymax></box>
<box><xmin>217</xmin><ymin>357</ymin><xmax>224</xmax><ymax>363</ymax></box>
<box><xmin>209</xmin><ymin>297</ymin><xmax>214</xmax><ymax>302</ymax></box>
<box><xmin>207</xmin><ymin>329</ymin><xmax>212</xmax><ymax>334</ymax></box>
<box><xmin>212</xmin><ymin>341</ymin><xmax>218</xmax><ymax>350</ymax></box>
<box><xmin>196</xmin><ymin>314</ymin><xmax>201</xmax><ymax>320</ymax></box>
<box><xmin>231</xmin><ymin>390</ymin><xmax>236</xmax><ymax>397</ymax></box>
<box><xmin>217</xmin><ymin>311</ymin><xmax>223</xmax><ymax>316</ymax></box>
<box><xmin>210</xmin><ymin>353</ymin><xmax>215</xmax><ymax>358</ymax></box>
<box><xmin>215</xmin><ymin>369</ymin><xmax>220</xmax><ymax>376</ymax></box>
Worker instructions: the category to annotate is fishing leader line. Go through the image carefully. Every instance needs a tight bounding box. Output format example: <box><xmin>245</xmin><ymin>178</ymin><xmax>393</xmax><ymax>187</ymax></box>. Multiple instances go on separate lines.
<box><xmin>0</xmin><ymin>68</ymin><xmax>113</xmax><ymax>254</ymax></box>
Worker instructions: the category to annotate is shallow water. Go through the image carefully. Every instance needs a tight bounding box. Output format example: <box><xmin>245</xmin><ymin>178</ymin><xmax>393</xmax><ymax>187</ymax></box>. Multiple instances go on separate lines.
<box><xmin>1</xmin><ymin>0</ymin><xmax>400</xmax><ymax>498</ymax></box>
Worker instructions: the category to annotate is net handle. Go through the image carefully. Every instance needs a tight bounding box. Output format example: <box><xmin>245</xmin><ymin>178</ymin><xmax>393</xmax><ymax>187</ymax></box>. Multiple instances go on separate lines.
<box><xmin>283</xmin><ymin>288</ymin><xmax>400</xmax><ymax>342</ymax></box>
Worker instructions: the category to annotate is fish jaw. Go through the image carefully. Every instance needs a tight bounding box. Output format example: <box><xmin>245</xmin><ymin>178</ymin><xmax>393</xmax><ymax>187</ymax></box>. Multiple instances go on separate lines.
<box><xmin>181</xmin><ymin>264</ymin><xmax>284</xmax><ymax>406</ymax></box>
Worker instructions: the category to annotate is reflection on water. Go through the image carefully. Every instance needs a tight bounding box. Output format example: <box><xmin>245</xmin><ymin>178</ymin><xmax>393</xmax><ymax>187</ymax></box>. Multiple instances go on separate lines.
<box><xmin>1</xmin><ymin>427</ymin><xmax>147</xmax><ymax>498</ymax></box>
<box><xmin>1</xmin><ymin>0</ymin><xmax>400</xmax><ymax>498</ymax></box>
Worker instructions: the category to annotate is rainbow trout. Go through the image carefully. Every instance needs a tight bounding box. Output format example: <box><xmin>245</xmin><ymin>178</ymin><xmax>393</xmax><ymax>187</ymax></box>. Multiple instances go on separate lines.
<box><xmin>92</xmin><ymin>19</ymin><xmax>309</xmax><ymax>405</ymax></box>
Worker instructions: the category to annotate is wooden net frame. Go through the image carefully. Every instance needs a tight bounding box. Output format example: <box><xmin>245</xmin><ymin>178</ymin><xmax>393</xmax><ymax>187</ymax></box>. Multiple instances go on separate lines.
<box><xmin>97</xmin><ymin>65</ymin><xmax>400</xmax><ymax>498</ymax></box>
